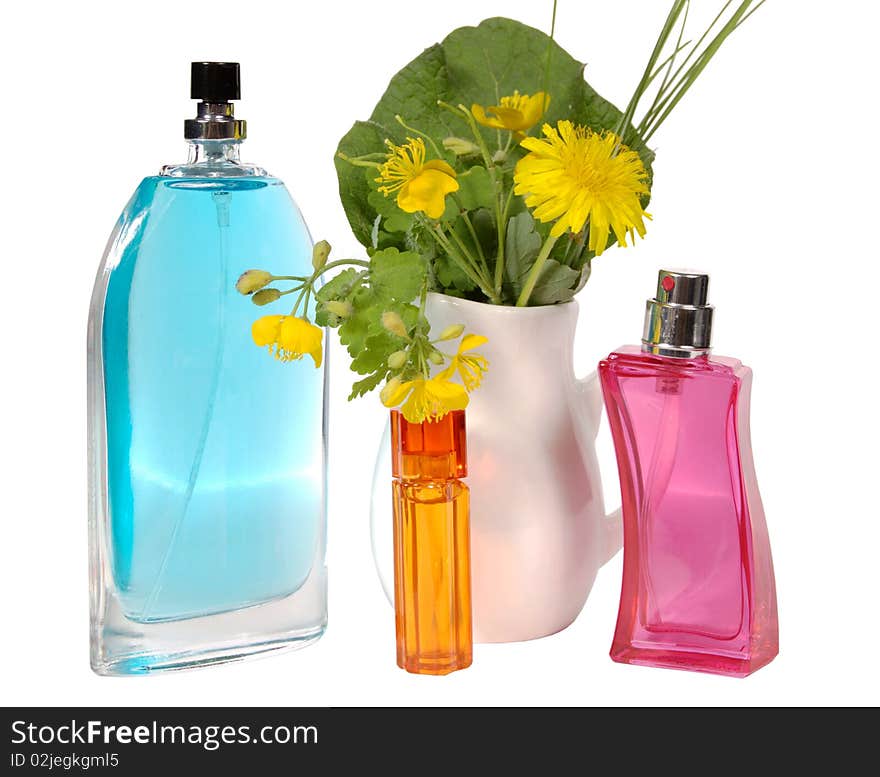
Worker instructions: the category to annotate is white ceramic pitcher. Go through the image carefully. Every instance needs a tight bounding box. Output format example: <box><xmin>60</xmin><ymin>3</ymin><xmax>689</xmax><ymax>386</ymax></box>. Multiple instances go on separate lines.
<box><xmin>370</xmin><ymin>292</ymin><xmax>622</xmax><ymax>643</ymax></box>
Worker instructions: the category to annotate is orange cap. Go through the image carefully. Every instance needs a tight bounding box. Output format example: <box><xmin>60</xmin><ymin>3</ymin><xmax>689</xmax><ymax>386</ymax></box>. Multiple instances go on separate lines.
<box><xmin>390</xmin><ymin>409</ymin><xmax>467</xmax><ymax>480</ymax></box>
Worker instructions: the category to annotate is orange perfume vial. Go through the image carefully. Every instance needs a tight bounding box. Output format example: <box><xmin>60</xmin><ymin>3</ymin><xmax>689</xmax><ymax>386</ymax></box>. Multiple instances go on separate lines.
<box><xmin>390</xmin><ymin>409</ymin><xmax>473</xmax><ymax>675</ymax></box>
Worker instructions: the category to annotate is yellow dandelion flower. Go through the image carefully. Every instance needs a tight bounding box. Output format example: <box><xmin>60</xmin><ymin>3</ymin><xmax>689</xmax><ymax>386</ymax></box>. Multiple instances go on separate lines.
<box><xmin>438</xmin><ymin>334</ymin><xmax>489</xmax><ymax>391</ymax></box>
<box><xmin>251</xmin><ymin>315</ymin><xmax>323</xmax><ymax>368</ymax></box>
<box><xmin>380</xmin><ymin>375</ymin><xmax>469</xmax><ymax>424</ymax></box>
<box><xmin>514</xmin><ymin>121</ymin><xmax>651</xmax><ymax>255</ymax></box>
<box><xmin>376</xmin><ymin>137</ymin><xmax>459</xmax><ymax>219</ymax></box>
<box><xmin>472</xmin><ymin>91</ymin><xmax>549</xmax><ymax>133</ymax></box>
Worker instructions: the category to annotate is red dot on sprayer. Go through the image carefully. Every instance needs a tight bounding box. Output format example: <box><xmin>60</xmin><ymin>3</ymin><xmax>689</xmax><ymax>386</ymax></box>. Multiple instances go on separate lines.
<box><xmin>661</xmin><ymin>276</ymin><xmax>676</xmax><ymax>293</ymax></box>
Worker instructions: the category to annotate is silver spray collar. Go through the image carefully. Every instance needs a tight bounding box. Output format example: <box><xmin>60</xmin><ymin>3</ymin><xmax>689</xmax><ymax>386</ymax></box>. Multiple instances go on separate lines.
<box><xmin>642</xmin><ymin>269</ymin><xmax>713</xmax><ymax>358</ymax></box>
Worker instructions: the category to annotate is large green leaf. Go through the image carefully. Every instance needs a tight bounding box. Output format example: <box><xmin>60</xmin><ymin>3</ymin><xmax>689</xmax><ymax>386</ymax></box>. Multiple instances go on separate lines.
<box><xmin>335</xmin><ymin>17</ymin><xmax>653</xmax><ymax>251</ymax></box>
<box><xmin>441</xmin><ymin>18</ymin><xmax>622</xmax><ymax>140</ymax></box>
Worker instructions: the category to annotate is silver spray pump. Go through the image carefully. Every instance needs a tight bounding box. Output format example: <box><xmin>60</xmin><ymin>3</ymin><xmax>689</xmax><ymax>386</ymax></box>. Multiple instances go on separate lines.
<box><xmin>642</xmin><ymin>269</ymin><xmax>714</xmax><ymax>358</ymax></box>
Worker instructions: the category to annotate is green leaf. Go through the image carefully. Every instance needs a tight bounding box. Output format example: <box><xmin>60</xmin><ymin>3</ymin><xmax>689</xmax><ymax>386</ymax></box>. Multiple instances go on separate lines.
<box><xmin>442</xmin><ymin>18</ymin><xmax>624</xmax><ymax>145</ymax></box>
<box><xmin>334</xmin><ymin>121</ymin><xmax>389</xmax><ymax>247</ymax></box>
<box><xmin>351</xmin><ymin>332</ymin><xmax>400</xmax><ymax>375</ymax></box>
<box><xmin>315</xmin><ymin>268</ymin><xmax>362</xmax><ymax>302</ymax></box>
<box><xmin>384</xmin><ymin>213</ymin><xmax>412</xmax><ymax>233</ymax></box>
<box><xmin>456</xmin><ymin>166</ymin><xmax>494</xmax><ymax>211</ymax></box>
<box><xmin>338</xmin><ymin>288</ymin><xmax>380</xmax><ymax>356</ymax></box>
<box><xmin>528</xmin><ymin>259</ymin><xmax>581</xmax><ymax>305</ymax></box>
<box><xmin>348</xmin><ymin>370</ymin><xmax>387</xmax><ymax>401</ymax></box>
<box><xmin>369</xmin><ymin>248</ymin><xmax>426</xmax><ymax>303</ymax></box>
<box><xmin>433</xmin><ymin>252</ymin><xmax>476</xmax><ymax>293</ymax></box>
<box><xmin>470</xmin><ymin>208</ymin><xmax>497</xmax><ymax>254</ymax></box>
<box><xmin>314</xmin><ymin>306</ymin><xmax>340</xmax><ymax>328</ymax></box>
<box><xmin>573</xmin><ymin>260</ymin><xmax>592</xmax><ymax>294</ymax></box>
<box><xmin>367</xmin><ymin>189</ymin><xmax>415</xmax><ymax>234</ymax></box>
<box><xmin>504</xmin><ymin>212</ymin><xmax>541</xmax><ymax>296</ymax></box>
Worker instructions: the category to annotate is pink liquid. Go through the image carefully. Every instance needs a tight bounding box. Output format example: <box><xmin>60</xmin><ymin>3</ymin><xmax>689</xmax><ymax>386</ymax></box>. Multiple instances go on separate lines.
<box><xmin>600</xmin><ymin>347</ymin><xmax>778</xmax><ymax>677</ymax></box>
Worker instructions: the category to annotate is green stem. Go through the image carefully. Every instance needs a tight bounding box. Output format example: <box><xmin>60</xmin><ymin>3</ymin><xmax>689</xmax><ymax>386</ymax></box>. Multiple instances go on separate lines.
<box><xmin>638</xmin><ymin>1</ymin><xmax>732</xmax><ymax>135</ymax></box>
<box><xmin>615</xmin><ymin>0</ymin><xmax>689</xmax><ymax>145</ymax></box>
<box><xmin>335</xmin><ymin>151</ymin><xmax>382</xmax><ymax>169</ymax></box>
<box><xmin>315</xmin><ymin>258</ymin><xmax>370</xmax><ymax>275</ymax></box>
<box><xmin>643</xmin><ymin>2</ymin><xmax>754</xmax><ymax>142</ymax></box>
<box><xmin>638</xmin><ymin>1</ymin><xmax>691</xmax><ymax>134</ymax></box>
<box><xmin>540</xmin><ymin>0</ymin><xmax>558</xmax><ymax>119</ymax></box>
<box><xmin>493</xmin><ymin>185</ymin><xmax>516</xmax><ymax>298</ymax></box>
<box><xmin>447</xmin><ymin>224</ymin><xmax>494</xmax><ymax>292</ymax></box>
<box><xmin>457</xmin><ymin>103</ymin><xmax>495</xmax><ymax>173</ymax></box>
<box><xmin>735</xmin><ymin>0</ymin><xmax>766</xmax><ymax>29</ymax></box>
<box><xmin>394</xmin><ymin>114</ymin><xmax>446</xmax><ymax>159</ymax></box>
<box><xmin>516</xmin><ymin>234</ymin><xmax>560</xmax><ymax>307</ymax></box>
<box><xmin>457</xmin><ymin>104</ymin><xmax>511</xmax><ymax>304</ymax></box>
<box><xmin>287</xmin><ymin>259</ymin><xmax>369</xmax><ymax>318</ymax></box>
<box><xmin>455</xmin><ymin>199</ymin><xmax>491</xmax><ymax>278</ymax></box>
<box><xmin>425</xmin><ymin>221</ymin><xmax>498</xmax><ymax>303</ymax></box>
<box><xmin>639</xmin><ymin>1</ymin><xmax>761</xmax><ymax>142</ymax></box>
<box><xmin>290</xmin><ymin>284</ymin><xmax>309</xmax><ymax>318</ymax></box>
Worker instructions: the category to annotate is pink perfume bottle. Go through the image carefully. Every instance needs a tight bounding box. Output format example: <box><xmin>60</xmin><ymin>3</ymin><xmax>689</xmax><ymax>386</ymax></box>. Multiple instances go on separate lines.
<box><xmin>599</xmin><ymin>270</ymin><xmax>778</xmax><ymax>677</ymax></box>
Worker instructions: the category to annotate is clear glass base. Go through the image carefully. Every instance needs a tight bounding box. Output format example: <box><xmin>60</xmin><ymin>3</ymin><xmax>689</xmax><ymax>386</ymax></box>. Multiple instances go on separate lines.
<box><xmin>95</xmin><ymin>628</ymin><xmax>325</xmax><ymax>676</ymax></box>
<box><xmin>91</xmin><ymin>568</ymin><xmax>327</xmax><ymax>676</ymax></box>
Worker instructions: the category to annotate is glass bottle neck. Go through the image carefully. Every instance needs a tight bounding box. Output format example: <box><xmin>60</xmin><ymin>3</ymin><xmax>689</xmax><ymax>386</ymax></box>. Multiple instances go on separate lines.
<box><xmin>161</xmin><ymin>140</ymin><xmax>266</xmax><ymax>178</ymax></box>
<box><xmin>187</xmin><ymin>140</ymin><xmax>242</xmax><ymax>165</ymax></box>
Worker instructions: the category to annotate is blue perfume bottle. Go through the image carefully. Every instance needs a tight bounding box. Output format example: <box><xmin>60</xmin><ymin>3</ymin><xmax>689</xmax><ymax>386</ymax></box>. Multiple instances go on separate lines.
<box><xmin>88</xmin><ymin>63</ymin><xmax>327</xmax><ymax>674</ymax></box>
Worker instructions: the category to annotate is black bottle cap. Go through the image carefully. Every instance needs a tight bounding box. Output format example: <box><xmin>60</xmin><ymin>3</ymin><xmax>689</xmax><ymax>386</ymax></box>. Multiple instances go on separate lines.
<box><xmin>190</xmin><ymin>62</ymin><xmax>241</xmax><ymax>102</ymax></box>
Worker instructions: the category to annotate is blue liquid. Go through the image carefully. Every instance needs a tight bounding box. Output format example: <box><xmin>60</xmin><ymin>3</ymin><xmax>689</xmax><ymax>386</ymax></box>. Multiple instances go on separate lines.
<box><xmin>102</xmin><ymin>177</ymin><xmax>323</xmax><ymax>623</ymax></box>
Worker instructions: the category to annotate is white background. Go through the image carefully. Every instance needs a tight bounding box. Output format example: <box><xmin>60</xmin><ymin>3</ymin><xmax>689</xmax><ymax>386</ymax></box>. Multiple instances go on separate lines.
<box><xmin>1</xmin><ymin>0</ymin><xmax>878</xmax><ymax>707</ymax></box>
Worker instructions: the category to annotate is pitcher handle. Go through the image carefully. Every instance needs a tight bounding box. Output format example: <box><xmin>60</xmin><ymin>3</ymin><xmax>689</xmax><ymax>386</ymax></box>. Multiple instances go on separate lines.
<box><xmin>577</xmin><ymin>370</ymin><xmax>623</xmax><ymax>566</ymax></box>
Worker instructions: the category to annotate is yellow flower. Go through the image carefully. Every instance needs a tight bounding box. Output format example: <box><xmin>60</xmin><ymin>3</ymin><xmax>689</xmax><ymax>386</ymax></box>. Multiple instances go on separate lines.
<box><xmin>438</xmin><ymin>334</ymin><xmax>489</xmax><ymax>391</ymax></box>
<box><xmin>376</xmin><ymin>137</ymin><xmax>459</xmax><ymax>219</ymax></box>
<box><xmin>251</xmin><ymin>315</ymin><xmax>323</xmax><ymax>368</ymax></box>
<box><xmin>514</xmin><ymin>121</ymin><xmax>651</xmax><ymax>255</ymax></box>
<box><xmin>380</xmin><ymin>376</ymin><xmax>469</xmax><ymax>424</ymax></box>
<box><xmin>472</xmin><ymin>91</ymin><xmax>549</xmax><ymax>133</ymax></box>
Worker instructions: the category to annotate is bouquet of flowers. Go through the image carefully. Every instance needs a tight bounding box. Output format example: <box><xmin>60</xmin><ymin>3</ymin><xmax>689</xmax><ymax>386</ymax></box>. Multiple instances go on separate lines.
<box><xmin>238</xmin><ymin>0</ymin><xmax>763</xmax><ymax>421</ymax></box>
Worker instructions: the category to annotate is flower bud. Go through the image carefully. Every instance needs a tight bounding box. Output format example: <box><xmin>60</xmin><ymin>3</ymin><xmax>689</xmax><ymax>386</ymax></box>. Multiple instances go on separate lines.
<box><xmin>492</xmin><ymin>149</ymin><xmax>507</xmax><ymax>164</ymax></box>
<box><xmin>312</xmin><ymin>240</ymin><xmax>331</xmax><ymax>271</ymax></box>
<box><xmin>438</xmin><ymin>323</ymin><xmax>465</xmax><ymax>341</ymax></box>
<box><xmin>324</xmin><ymin>299</ymin><xmax>353</xmax><ymax>318</ymax></box>
<box><xmin>428</xmin><ymin>350</ymin><xmax>445</xmax><ymax>366</ymax></box>
<box><xmin>443</xmin><ymin>137</ymin><xmax>481</xmax><ymax>157</ymax></box>
<box><xmin>251</xmin><ymin>288</ymin><xmax>282</xmax><ymax>306</ymax></box>
<box><xmin>381</xmin><ymin>311</ymin><xmax>409</xmax><ymax>339</ymax></box>
<box><xmin>387</xmin><ymin>350</ymin><xmax>408</xmax><ymax>369</ymax></box>
<box><xmin>236</xmin><ymin>269</ymin><xmax>272</xmax><ymax>295</ymax></box>
<box><xmin>380</xmin><ymin>376</ymin><xmax>403</xmax><ymax>405</ymax></box>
